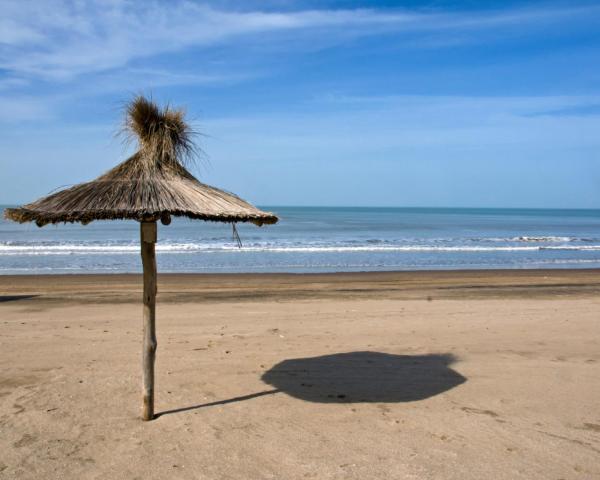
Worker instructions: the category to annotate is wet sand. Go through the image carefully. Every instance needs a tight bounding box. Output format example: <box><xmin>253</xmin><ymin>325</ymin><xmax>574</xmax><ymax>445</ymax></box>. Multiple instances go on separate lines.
<box><xmin>1</xmin><ymin>270</ymin><xmax>599</xmax><ymax>479</ymax></box>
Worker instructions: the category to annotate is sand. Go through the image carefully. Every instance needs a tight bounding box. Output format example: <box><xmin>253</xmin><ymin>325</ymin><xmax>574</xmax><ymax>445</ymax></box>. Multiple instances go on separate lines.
<box><xmin>1</xmin><ymin>270</ymin><xmax>599</xmax><ymax>479</ymax></box>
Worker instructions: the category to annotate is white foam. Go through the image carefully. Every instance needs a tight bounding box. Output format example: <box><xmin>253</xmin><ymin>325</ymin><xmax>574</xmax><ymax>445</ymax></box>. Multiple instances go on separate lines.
<box><xmin>2</xmin><ymin>242</ymin><xmax>600</xmax><ymax>255</ymax></box>
<box><xmin>512</xmin><ymin>236</ymin><xmax>575</xmax><ymax>242</ymax></box>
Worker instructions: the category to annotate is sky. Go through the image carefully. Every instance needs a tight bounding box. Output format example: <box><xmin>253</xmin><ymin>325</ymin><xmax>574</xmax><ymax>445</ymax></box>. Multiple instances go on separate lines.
<box><xmin>1</xmin><ymin>0</ymin><xmax>600</xmax><ymax>208</ymax></box>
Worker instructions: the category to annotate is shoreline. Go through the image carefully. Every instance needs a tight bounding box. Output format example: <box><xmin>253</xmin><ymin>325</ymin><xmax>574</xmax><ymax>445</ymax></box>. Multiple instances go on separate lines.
<box><xmin>2</xmin><ymin>268</ymin><xmax>600</xmax><ymax>304</ymax></box>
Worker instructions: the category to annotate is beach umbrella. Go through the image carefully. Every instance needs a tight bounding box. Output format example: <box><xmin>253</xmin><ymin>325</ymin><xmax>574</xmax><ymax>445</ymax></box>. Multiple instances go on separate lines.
<box><xmin>4</xmin><ymin>96</ymin><xmax>278</xmax><ymax>420</ymax></box>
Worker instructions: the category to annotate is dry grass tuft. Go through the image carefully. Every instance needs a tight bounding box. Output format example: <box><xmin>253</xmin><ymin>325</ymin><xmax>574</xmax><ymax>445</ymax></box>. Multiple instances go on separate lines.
<box><xmin>123</xmin><ymin>96</ymin><xmax>197</xmax><ymax>168</ymax></box>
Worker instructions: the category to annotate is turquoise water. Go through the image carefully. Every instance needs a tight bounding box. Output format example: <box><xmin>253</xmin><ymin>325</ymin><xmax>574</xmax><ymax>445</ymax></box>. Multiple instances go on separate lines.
<box><xmin>1</xmin><ymin>206</ymin><xmax>600</xmax><ymax>274</ymax></box>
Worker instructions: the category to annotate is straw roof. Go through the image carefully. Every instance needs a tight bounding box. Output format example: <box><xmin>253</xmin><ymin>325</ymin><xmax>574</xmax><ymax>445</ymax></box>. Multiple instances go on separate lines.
<box><xmin>4</xmin><ymin>96</ymin><xmax>278</xmax><ymax>227</ymax></box>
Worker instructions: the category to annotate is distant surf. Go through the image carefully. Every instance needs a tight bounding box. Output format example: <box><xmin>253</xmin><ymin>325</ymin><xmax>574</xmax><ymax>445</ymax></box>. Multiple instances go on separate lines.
<box><xmin>2</xmin><ymin>240</ymin><xmax>600</xmax><ymax>255</ymax></box>
<box><xmin>1</xmin><ymin>206</ymin><xmax>600</xmax><ymax>273</ymax></box>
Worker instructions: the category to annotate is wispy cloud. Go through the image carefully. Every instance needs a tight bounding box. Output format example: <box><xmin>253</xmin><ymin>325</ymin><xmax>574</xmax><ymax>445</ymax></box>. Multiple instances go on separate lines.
<box><xmin>196</xmin><ymin>92</ymin><xmax>600</xmax><ymax>207</ymax></box>
<box><xmin>1</xmin><ymin>1</ymin><xmax>597</xmax><ymax>82</ymax></box>
<box><xmin>522</xmin><ymin>104</ymin><xmax>600</xmax><ymax>118</ymax></box>
<box><xmin>0</xmin><ymin>2</ymin><xmax>413</xmax><ymax>80</ymax></box>
<box><xmin>204</xmin><ymin>94</ymin><xmax>600</xmax><ymax>152</ymax></box>
<box><xmin>2</xmin><ymin>2</ymin><xmax>599</xmax><ymax>207</ymax></box>
<box><xmin>0</xmin><ymin>95</ymin><xmax>55</xmax><ymax>123</ymax></box>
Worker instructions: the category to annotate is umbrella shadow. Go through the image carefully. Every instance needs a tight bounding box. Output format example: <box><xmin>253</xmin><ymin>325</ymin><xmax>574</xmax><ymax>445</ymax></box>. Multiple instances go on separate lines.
<box><xmin>261</xmin><ymin>351</ymin><xmax>466</xmax><ymax>403</ymax></box>
<box><xmin>156</xmin><ymin>351</ymin><xmax>465</xmax><ymax>417</ymax></box>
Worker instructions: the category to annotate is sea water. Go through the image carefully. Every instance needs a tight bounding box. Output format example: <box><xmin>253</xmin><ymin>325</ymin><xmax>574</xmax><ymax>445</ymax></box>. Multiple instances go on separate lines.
<box><xmin>1</xmin><ymin>206</ymin><xmax>600</xmax><ymax>274</ymax></box>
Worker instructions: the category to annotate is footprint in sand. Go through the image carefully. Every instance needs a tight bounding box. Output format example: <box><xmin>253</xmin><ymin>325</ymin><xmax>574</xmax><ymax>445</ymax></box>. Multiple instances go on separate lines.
<box><xmin>460</xmin><ymin>406</ymin><xmax>499</xmax><ymax>418</ymax></box>
<box><xmin>13</xmin><ymin>433</ymin><xmax>36</xmax><ymax>448</ymax></box>
<box><xmin>581</xmin><ymin>423</ymin><xmax>600</xmax><ymax>432</ymax></box>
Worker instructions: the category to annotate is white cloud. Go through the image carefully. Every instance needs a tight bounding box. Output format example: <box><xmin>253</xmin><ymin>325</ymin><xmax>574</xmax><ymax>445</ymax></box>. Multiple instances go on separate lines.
<box><xmin>0</xmin><ymin>1</ymin><xmax>597</xmax><ymax>81</ymax></box>
<box><xmin>0</xmin><ymin>2</ymin><xmax>414</xmax><ymax>80</ymax></box>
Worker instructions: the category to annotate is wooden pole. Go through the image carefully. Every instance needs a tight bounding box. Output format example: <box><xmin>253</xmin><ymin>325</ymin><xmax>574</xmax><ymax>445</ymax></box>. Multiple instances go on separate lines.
<box><xmin>141</xmin><ymin>221</ymin><xmax>157</xmax><ymax>421</ymax></box>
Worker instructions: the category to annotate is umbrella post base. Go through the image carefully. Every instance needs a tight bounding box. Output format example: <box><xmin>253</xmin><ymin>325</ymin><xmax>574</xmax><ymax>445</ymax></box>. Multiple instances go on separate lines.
<box><xmin>141</xmin><ymin>221</ymin><xmax>157</xmax><ymax>421</ymax></box>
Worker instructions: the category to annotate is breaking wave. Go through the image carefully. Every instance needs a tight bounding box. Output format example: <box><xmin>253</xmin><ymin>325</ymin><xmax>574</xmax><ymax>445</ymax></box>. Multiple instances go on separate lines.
<box><xmin>2</xmin><ymin>240</ymin><xmax>600</xmax><ymax>255</ymax></box>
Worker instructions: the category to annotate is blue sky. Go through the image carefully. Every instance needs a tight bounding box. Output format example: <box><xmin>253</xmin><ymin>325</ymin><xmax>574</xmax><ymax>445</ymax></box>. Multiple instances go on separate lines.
<box><xmin>1</xmin><ymin>0</ymin><xmax>600</xmax><ymax>208</ymax></box>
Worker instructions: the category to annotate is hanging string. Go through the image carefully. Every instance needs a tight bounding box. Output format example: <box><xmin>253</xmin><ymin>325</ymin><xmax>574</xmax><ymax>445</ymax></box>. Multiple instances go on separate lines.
<box><xmin>232</xmin><ymin>223</ymin><xmax>242</xmax><ymax>248</ymax></box>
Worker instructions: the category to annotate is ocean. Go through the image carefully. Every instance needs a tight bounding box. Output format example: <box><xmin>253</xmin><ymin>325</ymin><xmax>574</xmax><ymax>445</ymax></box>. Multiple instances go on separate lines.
<box><xmin>1</xmin><ymin>206</ymin><xmax>600</xmax><ymax>274</ymax></box>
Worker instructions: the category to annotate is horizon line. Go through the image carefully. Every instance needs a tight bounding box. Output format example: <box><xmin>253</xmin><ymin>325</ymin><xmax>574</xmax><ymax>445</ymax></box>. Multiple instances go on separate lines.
<box><xmin>1</xmin><ymin>204</ymin><xmax>599</xmax><ymax>212</ymax></box>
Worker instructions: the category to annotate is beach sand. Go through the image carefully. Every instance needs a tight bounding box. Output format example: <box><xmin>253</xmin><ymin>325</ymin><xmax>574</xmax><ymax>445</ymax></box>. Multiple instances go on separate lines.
<box><xmin>1</xmin><ymin>270</ymin><xmax>599</xmax><ymax>479</ymax></box>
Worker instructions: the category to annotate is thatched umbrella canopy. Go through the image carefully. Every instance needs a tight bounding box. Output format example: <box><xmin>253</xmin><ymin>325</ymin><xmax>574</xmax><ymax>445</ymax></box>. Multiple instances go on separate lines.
<box><xmin>4</xmin><ymin>96</ymin><xmax>278</xmax><ymax>420</ymax></box>
<box><xmin>5</xmin><ymin>97</ymin><xmax>277</xmax><ymax>227</ymax></box>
